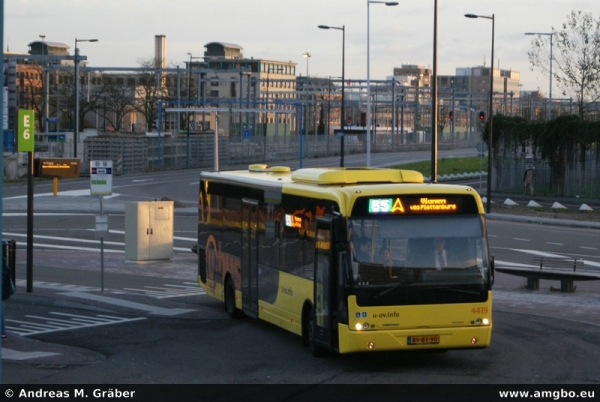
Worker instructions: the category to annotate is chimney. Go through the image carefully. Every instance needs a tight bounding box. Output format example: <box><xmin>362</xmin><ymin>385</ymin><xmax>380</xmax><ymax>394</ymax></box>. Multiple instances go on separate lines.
<box><xmin>155</xmin><ymin>35</ymin><xmax>166</xmax><ymax>87</ymax></box>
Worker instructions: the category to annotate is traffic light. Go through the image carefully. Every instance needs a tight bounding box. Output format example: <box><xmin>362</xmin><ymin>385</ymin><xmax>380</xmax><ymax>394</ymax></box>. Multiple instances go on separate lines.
<box><xmin>449</xmin><ymin>111</ymin><xmax>454</xmax><ymax>121</ymax></box>
<box><xmin>479</xmin><ymin>111</ymin><xmax>485</xmax><ymax>121</ymax></box>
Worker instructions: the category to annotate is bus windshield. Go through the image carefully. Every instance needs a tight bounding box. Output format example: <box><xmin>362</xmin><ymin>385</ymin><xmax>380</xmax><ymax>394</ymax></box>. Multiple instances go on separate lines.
<box><xmin>347</xmin><ymin>215</ymin><xmax>490</xmax><ymax>306</ymax></box>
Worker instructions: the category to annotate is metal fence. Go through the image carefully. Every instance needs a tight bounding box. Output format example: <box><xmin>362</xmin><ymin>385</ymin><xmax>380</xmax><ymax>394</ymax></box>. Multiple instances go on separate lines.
<box><xmin>80</xmin><ymin>132</ymin><xmax>480</xmax><ymax>174</ymax></box>
<box><xmin>7</xmin><ymin>132</ymin><xmax>598</xmax><ymax>201</ymax></box>
<box><xmin>494</xmin><ymin>157</ymin><xmax>600</xmax><ymax>199</ymax></box>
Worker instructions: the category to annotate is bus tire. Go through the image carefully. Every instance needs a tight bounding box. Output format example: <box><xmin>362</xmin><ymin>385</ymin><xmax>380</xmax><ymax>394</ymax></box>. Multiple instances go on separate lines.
<box><xmin>308</xmin><ymin>308</ymin><xmax>328</xmax><ymax>358</ymax></box>
<box><xmin>301</xmin><ymin>304</ymin><xmax>312</xmax><ymax>347</ymax></box>
<box><xmin>225</xmin><ymin>278</ymin><xmax>243</xmax><ymax>319</ymax></box>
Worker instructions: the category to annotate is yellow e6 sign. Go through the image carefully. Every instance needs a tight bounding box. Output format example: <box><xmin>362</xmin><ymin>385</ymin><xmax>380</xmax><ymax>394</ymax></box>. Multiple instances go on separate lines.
<box><xmin>18</xmin><ymin>109</ymin><xmax>35</xmax><ymax>152</ymax></box>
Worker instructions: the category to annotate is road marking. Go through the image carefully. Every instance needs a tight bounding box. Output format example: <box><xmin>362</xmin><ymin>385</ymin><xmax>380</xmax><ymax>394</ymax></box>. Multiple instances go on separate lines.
<box><xmin>547</xmin><ymin>242</ymin><xmax>564</xmax><ymax>246</ymax></box>
<box><xmin>123</xmin><ymin>283</ymin><xmax>205</xmax><ymax>299</ymax></box>
<box><xmin>7</xmin><ymin>312</ymin><xmax>146</xmax><ymax>337</ymax></box>
<box><xmin>12</xmin><ymin>241</ymin><xmax>123</xmax><ymax>253</ymax></box>
<box><xmin>5</xmin><ymin>231</ymin><xmax>124</xmax><ymax>246</ymax></box>
<box><xmin>16</xmin><ymin>280</ymin><xmax>204</xmax><ymax>298</ymax></box>
<box><xmin>4</xmin><ymin>232</ymin><xmax>193</xmax><ymax>253</ymax></box>
<box><xmin>509</xmin><ymin>249</ymin><xmax>600</xmax><ymax>269</ymax></box>
<box><xmin>3</xmin><ymin>190</ymin><xmax>121</xmax><ymax>199</ymax></box>
<box><xmin>2</xmin><ymin>349</ymin><xmax>61</xmax><ymax>361</ymax></box>
<box><xmin>103</xmin><ymin>229</ymin><xmax>196</xmax><ymax>242</ymax></box>
<box><xmin>57</xmin><ymin>292</ymin><xmax>196</xmax><ymax>316</ymax></box>
<box><xmin>513</xmin><ymin>237</ymin><xmax>531</xmax><ymax>242</ymax></box>
<box><xmin>580</xmin><ymin>246</ymin><xmax>598</xmax><ymax>250</ymax></box>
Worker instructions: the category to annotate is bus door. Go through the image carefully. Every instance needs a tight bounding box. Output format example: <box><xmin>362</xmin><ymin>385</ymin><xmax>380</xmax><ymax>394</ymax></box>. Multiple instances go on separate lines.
<box><xmin>313</xmin><ymin>217</ymin><xmax>335</xmax><ymax>350</ymax></box>
<box><xmin>241</xmin><ymin>198</ymin><xmax>259</xmax><ymax>318</ymax></box>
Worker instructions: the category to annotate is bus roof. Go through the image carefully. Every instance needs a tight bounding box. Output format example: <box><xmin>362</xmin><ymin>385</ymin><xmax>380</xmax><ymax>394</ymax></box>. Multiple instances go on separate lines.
<box><xmin>200</xmin><ymin>166</ymin><xmax>484</xmax><ymax>215</ymax></box>
<box><xmin>290</xmin><ymin>167</ymin><xmax>423</xmax><ymax>185</ymax></box>
<box><xmin>201</xmin><ymin>166</ymin><xmax>423</xmax><ymax>187</ymax></box>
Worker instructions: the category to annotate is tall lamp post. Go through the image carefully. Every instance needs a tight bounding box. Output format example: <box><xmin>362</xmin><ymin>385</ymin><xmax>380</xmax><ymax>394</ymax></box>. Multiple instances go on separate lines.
<box><xmin>303</xmin><ymin>52</ymin><xmax>311</xmax><ymax>137</ymax></box>
<box><xmin>465</xmin><ymin>13</ymin><xmax>494</xmax><ymax>213</ymax></box>
<box><xmin>430</xmin><ymin>0</ymin><xmax>439</xmax><ymax>183</ymax></box>
<box><xmin>185</xmin><ymin>53</ymin><xmax>203</xmax><ymax>168</ymax></box>
<box><xmin>264</xmin><ymin>65</ymin><xmax>282</xmax><ymax>162</ymax></box>
<box><xmin>303</xmin><ymin>52</ymin><xmax>311</xmax><ymax>76</ymax></box>
<box><xmin>39</xmin><ymin>35</ymin><xmax>47</xmax><ymax>133</ymax></box>
<box><xmin>525</xmin><ymin>32</ymin><xmax>553</xmax><ymax>120</ymax></box>
<box><xmin>319</xmin><ymin>24</ymin><xmax>345</xmax><ymax>167</ymax></box>
<box><xmin>367</xmin><ymin>1</ymin><xmax>398</xmax><ymax>167</ymax></box>
<box><xmin>73</xmin><ymin>38</ymin><xmax>98</xmax><ymax>159</ymax></box>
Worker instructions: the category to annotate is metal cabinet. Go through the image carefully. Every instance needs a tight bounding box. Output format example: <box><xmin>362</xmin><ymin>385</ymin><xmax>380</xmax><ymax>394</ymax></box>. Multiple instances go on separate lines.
<box><xmin>125</xmin><ymin>201</ymin><xmax>174</xmax><ymax>261</ymax></box>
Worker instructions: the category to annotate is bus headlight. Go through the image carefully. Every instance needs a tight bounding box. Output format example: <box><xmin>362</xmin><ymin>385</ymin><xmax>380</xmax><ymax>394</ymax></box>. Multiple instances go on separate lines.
<box><xmin>472</xmin><ymin>318</ymin><xmax>490</xmax><ymax>326</ymax></box>
<box><xmin>354</xmin><ymin>322</ymin><xmax>370</xmax><ymax>331</ymax></box>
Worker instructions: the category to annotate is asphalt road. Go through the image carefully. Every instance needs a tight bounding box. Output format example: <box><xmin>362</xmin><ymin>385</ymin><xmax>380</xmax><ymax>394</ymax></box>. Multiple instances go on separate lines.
<box><xmin>2</xmin><ymin>149</ymin><xmax>600</xmax><ymax>389</ymax></box>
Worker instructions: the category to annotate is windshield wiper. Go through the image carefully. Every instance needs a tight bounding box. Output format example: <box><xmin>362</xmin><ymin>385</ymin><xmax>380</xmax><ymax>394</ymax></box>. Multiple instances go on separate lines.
<box><xmin>436</xmin><ymin>288</ymin><xmax>480</xmax><ymax>296</ymax></box>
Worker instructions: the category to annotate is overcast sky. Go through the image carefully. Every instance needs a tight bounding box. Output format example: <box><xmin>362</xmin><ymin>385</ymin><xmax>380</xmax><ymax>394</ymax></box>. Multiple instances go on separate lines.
<box><xmin>4</xmin><ymin>0</ymin><xmax>597</xmax><ymax>95</ymax></box>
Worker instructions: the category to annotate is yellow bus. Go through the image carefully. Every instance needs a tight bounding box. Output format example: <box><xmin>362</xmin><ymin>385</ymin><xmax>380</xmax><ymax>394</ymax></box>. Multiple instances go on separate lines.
<box><xmin>197</xmin><ymin>165</ymin><xmax>493</xmax><ymax>356</ymax></box>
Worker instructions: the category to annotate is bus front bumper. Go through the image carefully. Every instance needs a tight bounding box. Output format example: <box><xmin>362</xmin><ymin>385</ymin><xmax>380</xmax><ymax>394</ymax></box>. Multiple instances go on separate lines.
<box><xmin>337</xmin><ymin>323</ymin><xmax>492</xmax><ymax>354</ymax></box>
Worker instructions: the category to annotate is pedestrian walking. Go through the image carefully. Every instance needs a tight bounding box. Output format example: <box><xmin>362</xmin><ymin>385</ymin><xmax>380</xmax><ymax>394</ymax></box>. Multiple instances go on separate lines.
<box><xmin>523</xmin><ymin>165</ymin><xmax>535</xmax><ymax>196</ymax></box>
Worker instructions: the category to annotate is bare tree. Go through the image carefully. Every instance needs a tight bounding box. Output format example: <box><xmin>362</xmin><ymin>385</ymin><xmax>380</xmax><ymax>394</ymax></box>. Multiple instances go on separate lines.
<box><xmin>129</xmin><ymin>58</ymin><xmax>169</xmax><ymax>131</ymax></box>
<box><xmin>18</xmin><ymin>64</ymin><xmax>45</xmax><ymax>129</ymax></box>
<box><xmin>98</xmin><ymin>76</ymin><xmax>135</xmax><ymax>132</ymax></box>
<box><xmin>527</xmin><ymin>11</ymin><xmax>600</xmax><ymax>119</ymax></box>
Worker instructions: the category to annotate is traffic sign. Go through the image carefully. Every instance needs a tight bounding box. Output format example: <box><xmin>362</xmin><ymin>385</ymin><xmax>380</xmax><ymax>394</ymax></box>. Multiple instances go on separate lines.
<box><xmin>90</xmin><ymin>160</ymin><xmax>113</xmax><ymax>195</ymax></box>
<box><xmin>95</xmin><ymin>214</ymin><xmax>109</xmax><ymax>239</ymax></box>
<box><xmin>17</xmin><ymin>109</ymin><xmax>35</xmax><ymax>152</ymax></box>
<box><xmin>476</xmin><ymin>142</ymin><xmax>488</xmax><ymax>153</ymax></box>
<box><xmin>243</xmin><ymin>129</ymin><xmax>250</xmax><ymax>139</ymax></box>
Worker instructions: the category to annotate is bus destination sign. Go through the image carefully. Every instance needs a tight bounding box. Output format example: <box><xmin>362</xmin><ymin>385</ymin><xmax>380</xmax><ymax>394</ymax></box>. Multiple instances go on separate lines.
<box><xmin>355</xmin><ymin>194</ymin><xmax>479</xmax><ymax>216</ymax></box>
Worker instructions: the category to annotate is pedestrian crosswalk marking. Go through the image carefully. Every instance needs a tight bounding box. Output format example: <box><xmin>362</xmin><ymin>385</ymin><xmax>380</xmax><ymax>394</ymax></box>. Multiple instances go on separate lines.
<box><xmin>7</xmin><ymin>313</ymin><xmax>146</xmax><ymax>337</ymax></box>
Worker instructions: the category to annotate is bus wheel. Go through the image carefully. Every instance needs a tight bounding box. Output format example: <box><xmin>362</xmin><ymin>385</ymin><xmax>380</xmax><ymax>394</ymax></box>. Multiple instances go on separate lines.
<box><xmin>225</xmin><ymin>278</ymin><xmax>242</xmax><ymax>319</ymax></box>
<box><xmin>308</xmin><ymin>309</ymin><xmax>328</xmax><ymax>358</ymax></box>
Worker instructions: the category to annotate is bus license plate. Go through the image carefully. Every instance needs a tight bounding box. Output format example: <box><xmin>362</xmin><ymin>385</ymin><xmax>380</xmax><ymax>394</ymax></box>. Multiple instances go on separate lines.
<box><xmin>408</xmin><ymin>335</ymin><xmax>440</xmax><ymax>345</ymax></box>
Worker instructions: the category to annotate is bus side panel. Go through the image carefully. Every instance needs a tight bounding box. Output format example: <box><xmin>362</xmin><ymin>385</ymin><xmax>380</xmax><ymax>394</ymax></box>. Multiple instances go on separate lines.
<box><xmin>198</xmin><ymin>224</ymin><xmax>242</xmax><ymax>300</ymax></box>
<box><xmin>338</xmin><ymin>293</ymin><xmax>492</xmax><ymax>354</ymax></box>
<box><xmin>258</xmin><ymin>271</ymin><xmax>313</xmax><ymax>336</ymax></box>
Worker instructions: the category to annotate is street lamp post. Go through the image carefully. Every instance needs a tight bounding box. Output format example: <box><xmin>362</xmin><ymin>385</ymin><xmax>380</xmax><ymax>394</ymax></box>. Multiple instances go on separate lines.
<box><xmin>465</xmin><ymin>13</ymin><xmax>494</xmax><ymax>213</ymax></box>
<box><xmin>367</xmin><ymin>1</ymin><xmax>398</xmax><ymax>167</ymax></box>
<box><xmin>185</xmin><ymin>53</ymin><xmax>203</xmax><ymax>168</ymax></box>
<box><xmin>40</xmin><ymin>35</ymin><xmax>48</xmax><ymax>133</ymax></box>
<box><xmin>431</xmin><ymin>0</ymin><xmax>438</xmax><ymax>183</ymax></box>
<box><xmin>73</xmin><ymin>38</ymin><xmax>98</xmax><ymax>159</ymax></box>
<box><xmin>264</xmin><ymin>65</ymin><xmax>282</xmax><ymax>162</ymax></box>
<box><xmin>319</xmin><ymin>24</ymin><xmax>346</xmax><ymax>167</ymax></box>
<box><xmin>303</xmin><ymin>52</ymin><xmax>311</xmax><ymax>77</ymax></box>
<box><xmin>525</xmin><ymin>32</ymin><xmax>553</xmax><ymax>120</ymax></box>
<box><xmin>303</xmin><ymin>52</ymin><xmax>311</xmax><ymax>137</ymax></box>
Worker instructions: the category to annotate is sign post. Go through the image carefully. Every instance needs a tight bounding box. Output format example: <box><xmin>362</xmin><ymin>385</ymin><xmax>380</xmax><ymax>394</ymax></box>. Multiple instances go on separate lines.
<box><xmin>18</xmin><ymin>110</ymin><xmax>35</xmax><ymax>292</ymax></box>
<box><xmin>91</xmin><ymin>160</ymin><xmax>113</xmax><ymax>292</ymax></box>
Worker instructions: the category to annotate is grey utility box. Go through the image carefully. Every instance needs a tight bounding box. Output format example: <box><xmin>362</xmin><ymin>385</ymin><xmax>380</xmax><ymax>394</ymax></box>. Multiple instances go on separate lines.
<box><xmin>125</xmin><ymin>201</ymin><xmax>174</xmax><ymax>261</ymax></box>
